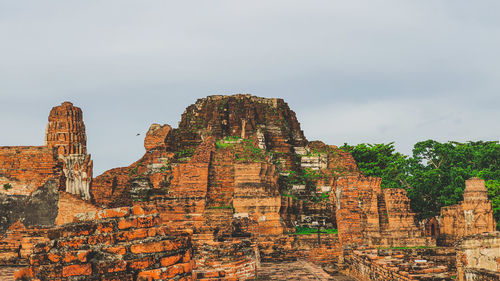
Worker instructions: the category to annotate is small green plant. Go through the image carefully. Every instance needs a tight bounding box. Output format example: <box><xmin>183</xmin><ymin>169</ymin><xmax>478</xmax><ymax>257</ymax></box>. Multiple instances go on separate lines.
<box><xmin>311</xmin><ymin>192</ymin><xmax>331</xmax><ymax>202</ymax></box>
<box><xmin>185</xmin><ymin>215</ymin><xmax>192</xmax><ymax>219</ymax></box>
<box><xmin>128</xmin><ymin>166</ymin><xmax>139</xmax><ymax>176</ymax></box>
<box><xmin>281</xmin><ymin>193</ymin><xmax>298</xmax><ymax>200</ymax></box>
<box><xmin>175</xmin><ymin>148</ymin><xmax>196</xmax><ymax>159</ymax></box>
<box><xmin>291</xmin><ymin>226</ymin><xmax>338</xmax><ymax>235</ymax></box>
<box><xmin>159</xmin><ymin>160</ymin><xmax>171</xmax><ymax>172</ymax></box>
<box><xmin>218</xmin><ymin>98</ymin><xmax>229</xmax><ymax>111</ymax></box>
<box><xmin>215</xmin><ymin>136</ymin><xmax>241</xmax><ymax>149</ymax></box>
<box><xmin>377</xmin><ymin>246</ymin><xmax>434</xmax><ymax>250</ymax></box>
<box><xmin>3</xmin><ymin>183</ymin><xmax>12</xmax><ymax>190</ymax></box>
<box><xmin>215</xmin><ymin>137</ymin><xmax>268</xmax><ymax>163</ymax></box>
<box><xmin>208</xmin><ymin>205</ymin><xmax>234</xmax><ymax>210</ymax></box>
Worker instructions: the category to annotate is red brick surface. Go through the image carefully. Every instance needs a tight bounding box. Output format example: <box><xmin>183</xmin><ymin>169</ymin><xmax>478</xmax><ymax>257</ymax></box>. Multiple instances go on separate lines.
<box><xmin>0</xmin><ymin>146</ymin><xmax>61</xmax><ymax>195</ymax></box>
<box><xmin>15</xmin><ymin>206</ymin><xmax>193</xmax><ymax>281</ymax></box>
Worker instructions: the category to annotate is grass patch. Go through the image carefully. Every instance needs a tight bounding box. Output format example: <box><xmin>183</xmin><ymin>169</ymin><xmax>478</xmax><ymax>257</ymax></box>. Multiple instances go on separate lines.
<box><xmin>175</xmin><ymin>148</ymin><xmax>196</xmax><ymax>159</ymax></box>
<box><xmin>291</xmin><ymin>226</ymin><xmax>338</xmax><ymax>235</ymax></box>
<box><xmin>207</xmin><ymin>205</ymin><xmax>234</xmax><ymax>210</ymax></box>
<box><xmin>377</xmin><ymin>246</ymin><xmax>435</xmax><ymax>250</ymax></box>
<box><xmin>215</xmin><ymin>137</ymin><xmax>268</xmax><ymax>163</ymax></box>
<box><xmin>281</xmin><ymin>193</ymin><xmax>298</xmax><ymax>200</ymax></box>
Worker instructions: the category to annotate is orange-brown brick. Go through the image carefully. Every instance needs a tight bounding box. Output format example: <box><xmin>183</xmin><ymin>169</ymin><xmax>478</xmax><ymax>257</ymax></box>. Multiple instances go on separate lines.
<box><xmin>130</xmin><ymin>239</ymin><xmax>181</xmax><ymax>254</ymax></box>
<box><xmin>62</xmin><ymin>264</ymin><xmax>92</xmax><ymax>277</ymax></box>
<box><xmin>15</xmin><ymin>206</ymin><xmax>193</xmax><ymax>281</ymax></box>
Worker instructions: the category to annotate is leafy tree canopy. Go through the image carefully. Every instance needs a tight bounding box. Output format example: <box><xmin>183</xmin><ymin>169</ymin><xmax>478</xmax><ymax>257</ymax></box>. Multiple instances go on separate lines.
<box><xmin>341</xmin><ymin>140</ymin><xmax>500</xmax><ymax>229</ymax></box>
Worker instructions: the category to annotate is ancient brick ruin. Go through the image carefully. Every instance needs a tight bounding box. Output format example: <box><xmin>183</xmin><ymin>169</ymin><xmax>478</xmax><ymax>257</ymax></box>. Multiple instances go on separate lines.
<box><xmin>439</xmin><ymin>178</ymin><xmax>496</xmax><ymax>246</ymax></box>
<box><xmin>45</xmin><ymin>102</ymin><xmax>93</xmax><ymax>200</ymax></box>
<box><xmin>456</xmin><ymin>232</ymin><xmax>500</xmax><ymax>281</ymax></box>
<box><xmin>0</xmin><ymin>95</ymin><xmax>498</xmax><ymax>281</ymax></box>
<box><xmin>15</xmin><ymin>206</ymin><xmax>193</xmax><ymax>281</ymax></box>
<box><xmin>0</xmin><ymin>102</ymin><xmax>96</xmax><ymax>266</ymax></box>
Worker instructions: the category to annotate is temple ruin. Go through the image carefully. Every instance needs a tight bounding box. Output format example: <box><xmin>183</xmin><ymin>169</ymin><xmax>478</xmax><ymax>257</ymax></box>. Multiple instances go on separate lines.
<box><xmin>439</xmin><ymin>178</ymin><xmax>495</xmax><ymax>245</ymax></box>
<box><xmin>0</xmin><ymin>95</ymin><xmax>498</xmax><ymax>281</ymax></box>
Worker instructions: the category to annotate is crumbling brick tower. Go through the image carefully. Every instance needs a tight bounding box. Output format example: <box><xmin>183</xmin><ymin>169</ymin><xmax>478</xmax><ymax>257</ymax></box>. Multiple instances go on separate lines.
<box><xmin>45</xmin><ymin>102</ymin><xmax>93</xmax><ymax>200</ymax></box>
<box><xmin>440</xmin><ymin>178</ymin><xmax>495</xmax><ymax>245</ymax></box>
<box><xmin>45</xmin><ymin>101</ymin><xmax>87</xmax><ymax>155</ymax></box>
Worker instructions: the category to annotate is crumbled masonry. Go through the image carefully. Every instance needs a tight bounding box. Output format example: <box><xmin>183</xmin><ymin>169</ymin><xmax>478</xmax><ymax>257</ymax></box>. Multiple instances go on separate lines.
<box><xmin>0</xmin><ymin>95</ymin><xmax>498</xmax><ymax>281</ymax></box>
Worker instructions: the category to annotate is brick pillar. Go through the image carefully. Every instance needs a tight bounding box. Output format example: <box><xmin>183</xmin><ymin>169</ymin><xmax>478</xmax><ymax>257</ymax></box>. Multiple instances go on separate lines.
<box><xmin>45</xmin><ymin>102</ymin><xmax>93</xmax><ymax>200</ymax></box>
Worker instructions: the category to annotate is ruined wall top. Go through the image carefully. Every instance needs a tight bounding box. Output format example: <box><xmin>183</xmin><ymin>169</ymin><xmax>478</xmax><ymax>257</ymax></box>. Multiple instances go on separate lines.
<box><xmin>45</xmin><ymin>101</ymin><xmax>87</xmax><ymax>156</ymax></box>
<box><xmin>144</xmin><ymin>123</ymin><xmax>171</xmax><ymax>151</ymax></box>
<box><xmin>166</xmin><ymin>94</ymin><xmax>307</xmax><ymax>153</ymax></box>
<box><xmin>463</xmin><ymin>178</ymin><xmax>489</xmax><ymax>201</ymax></box>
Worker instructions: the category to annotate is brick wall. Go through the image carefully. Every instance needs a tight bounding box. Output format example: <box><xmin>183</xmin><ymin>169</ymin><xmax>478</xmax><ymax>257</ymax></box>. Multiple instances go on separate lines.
<box><xmin>233</xmin><ymin>163</ymin><xmax>283</xmax><ymax>236</ymax></box>
<box><xmin>55</xmin><ymin>191</ymin><xmax>101</xmax><ymax>225</ymax></box>
<box><xmin>194</xmin><ymin>239</ymin><xmax>258</xmax><ymax>280</ymax></box>
<box><xmin>334</xmin><ymin>175</ymin><xmax>381</xmax><ymax>246</ymax></box>
<box><xmin>440</xmin><ymin>179</ymin><xmax>495</xmax><ymax>246</ymax></box>
<box><xmin>0</xmin><ymin>146</ymin><xmax>61</xmax><ymax>196</ymax></box>
<box><xmin>456</xmin><ymin>232</ymin><xmax>500</xmax><ymax>281</ymax></box>
<box><xmin>144</xmin><ymin>124</ymin><xmax>171</xmax><ymax>151</ymax></box>
<box><xmin>334</xmin><ymin>176</ymin><xmax>430</xmax><ymax>248</ymax></box>
<box><xmin>342</xmin><ymin>247</ymin><xmax>457</xmax><ymax>281</ymax></box>
<box><xmin>291</xmin><ymin>233</ymin><xmax>342</xmax><ymax>264</ymax></box>
<box><xmin>91</xmin><ymin>166</ymin><xmax>132</xmax><ymax>208</ymax></box>
<box><xmin>15</xmin><ymin>206</ymin><xmax>193</xmax><ymax>281</ymax></box>
<box><xmin>0</xmin><ymin>221</ymin><xmax>50</xmax><ymax>266</ymax></box>
<box><xmin>45</xmin><ymin>102</ymin><xmax>87</xmax><ymax>155</ymax></box>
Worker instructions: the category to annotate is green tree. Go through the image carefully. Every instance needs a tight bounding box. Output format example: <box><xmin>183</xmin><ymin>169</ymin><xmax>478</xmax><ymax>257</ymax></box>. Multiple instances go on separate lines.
<box><xmin>407</xmin><ymin>140</ymin><xmax>500</xmax><ymax>221</ymax></box>
<box><xmin>340</xmin><ymin>142</ymin><xmax>409</xmax><ymax>188</ymax></box>
<box><xmin>485</xmin><ymin>180</ymin><xmax>500</xmax><ymax>229</ymax></box>
<box><xmin>342</xmin><ymin>140</ymin><xmax>500</xmax><ymax>229</ymax></box>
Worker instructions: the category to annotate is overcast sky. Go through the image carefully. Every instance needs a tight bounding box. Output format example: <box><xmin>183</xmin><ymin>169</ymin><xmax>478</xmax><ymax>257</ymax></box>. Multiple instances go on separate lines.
<box><xmin>1</xmin><ymin>1</ymin><xmax>499</xmax><ymax>175</ymax></box>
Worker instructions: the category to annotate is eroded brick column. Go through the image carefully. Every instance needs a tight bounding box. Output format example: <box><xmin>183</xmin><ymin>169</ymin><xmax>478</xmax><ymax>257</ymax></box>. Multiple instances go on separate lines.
<box><xmin>45</xmin><ymin>102</ymin><xmax>93</xmax><ymax>200</ymax></box>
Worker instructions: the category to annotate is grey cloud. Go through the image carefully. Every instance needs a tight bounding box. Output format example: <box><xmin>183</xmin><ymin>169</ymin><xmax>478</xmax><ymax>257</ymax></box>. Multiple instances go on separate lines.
<box><xmin>0</xmin><ymin>1</ymin><xmax>499</xmax><ymax>174</ymax></box>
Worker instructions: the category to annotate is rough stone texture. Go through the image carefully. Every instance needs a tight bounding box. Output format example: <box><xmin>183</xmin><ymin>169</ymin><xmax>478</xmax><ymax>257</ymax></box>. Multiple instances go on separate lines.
<box><xmin>91</xmin><ymin>166</ymin><xmax>134</xmax><ymax>208</ymax></box>
<box><xmin>14</xmin><ymin>206</ymin><xmax>193</xmax><ymax>281</ymax></box>
<box><xmin>0</xmin><ymin>221</ymin><xmax>50</xmax><ymax>266</ymax></box>
<box><xmin>251</xmin><ymin>260</ymin><xmax>356</xmax><ymax>281</ymax></box>
<box><xmin>0</xmin><ymin>181</ymin><xmax>95</xmax><ymax>267</ymax></box>
<box><xmin>342</xmin><ymin>247</ymin><xmax>457</xmax><ymax>281</ymax></box>
<box><xmin>59</xmin><ymin>153</ymin><xmax>93</xmax><ymax>200</ymax></box>
<box><xmin>194</xmin><ymin>239</ymin><xmax>258</xmax><ymax>280</ymax></box>
<box><xmin>91</xmin><ymin>142</ymin><xmax>174</xmax><ymax>208</ymax></box>
<box><xmin>2</xmin><ymin>95</ymin><xmax>482</xmax><ymax>280</ymax></box>
<box><xmin>334</xmin><ymin>176</ymin><xmax>379</xmax><ymax>246</ymax></box>
<box><xmin>422</xmin><ymin>217</ymin><xmax>441</xmax><ymax>239</ymax></box>
<box><xmin>0</xmin><ymin>180</ymin><xmax>60</xmax><ymax>233</ymax></box>
<box><xmin>283</xmin><ymin>142</ymin><xmax>358</xmax><ymax>238</ymax></box>
<box><xmin>55</xmin><ymin>191</ymin><xmax>101</xmax><ymax>225</ymax></box>
<box><xmin>0</xmin><ymin>146</ymin><xmax>61</xmax><ymax>196</ymax></box>
<box><xmin>144</xmin><ymin>124</ymin><xmax>171</xmax><ymax>151</ymax></box>
<box><xmin>0</xmin><ymin>103</ymin><xmax>104</xmax><ymax>272</ymax></box>
<box><xmin>45</xmin><ymin>102</ymin><xmax>87</xmax><ymax>155</ymax></box>
<box><xmin>290</xmin><ymin>234</ymin><xmax>342</xmax><ymax>264</ymax></box>
<box><xmin>0</xmin><ymin>267</ymin><xmax>17</xmax><ymax>281</ymax></box>
<box><xmin>334</xmin><ymin>176</ymin><xmax>430</xmax><ymax>248</ymax></box>
<box><xmin>88</xmin><ymin>94</ymin><xmax>436</xmax><ymax>280</ymax></box>
<box><xmin>0</xmin><ymin>102</ymin><xmax>92</xmax><ymax>200</ymax></box>
<box><xmin>456</xmin><ymin>232</ymin><xmax>500</xmax><ymax>281</ymax></box>
<box><xmin>440</xmin><ymin>178</ymin><xmax>495</xmax><ymax>246</ymax></box>
<box><xmin>165</xmin><ymin>94</ymin><xmax>307</xmax><ymax>171</ymax></box>
<box><xmin>46</xmin><ymin>102</ymin><xmax>93</xmax><ymax>200</ymax></box>
<box><xmin>91</xmin><ymin>135</ymin><xmax>261</xmax><ymax>279</ymax></box>
<box><xmin>233</xmin><ymin>163</ymin><xmax>283</xmax><ymax>236</ymax></box>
